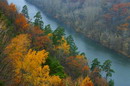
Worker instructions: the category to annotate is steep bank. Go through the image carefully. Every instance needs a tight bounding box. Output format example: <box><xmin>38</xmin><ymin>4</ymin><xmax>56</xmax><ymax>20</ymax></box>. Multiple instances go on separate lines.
<box><xmin>25</xmin><ymin>0</ymin><xmax>130</xmax><ymax>58</ymax></box>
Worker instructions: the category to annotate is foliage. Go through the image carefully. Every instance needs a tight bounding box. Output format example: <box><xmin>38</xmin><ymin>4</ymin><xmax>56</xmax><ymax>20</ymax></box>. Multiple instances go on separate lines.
<box><xmin>34</xmin><ymin>11</ymin><xmax>44</xmax><ymax>29</ymax></box>
<box><xmin>67</xmin><ymin>35</ymin><xmax>79</xmax><ymax>56</ymax></box>
<box><xmin>15</xmin><ymin>14</ymin><xmax>29</xmax><ymax>32</ymax></box>
<box><xmin>21</xmin><ymin>5</ymin><xmax>29</xmax><ymax>19</ymax></box>
<box><xmin>91</xmin><ymin>58</ymin><xmax>101</xmax><ymax>72</ymax></box>
<box><xmin>91</xmin><ymin>58</ymin><xmax>115</xmax><ymax>86</ymax></box>
<box><xmin>33</xmin><ymin>35</ymin><xmax>52</xmax><ymax>50</ymax></box>
<box><xmin>102</xmin><ymin>60</ymin><xmax>115</xmax><ymax>80</ymax></box>
<box><xmin>0</xmin><ymin>2</ymin><xmax>115</xmax><ymax>86</ymax></box>
<box><xmin>4</xmin><ymin>34</ymin><xmax>31</xmax><ymax>58</ymax></box>
<box><xmin>44</xmin><ymin>24</ymin><xmax>52</xmax><ymax>35</ymax></box>
<box><xmin>109</xmin><ymin>79</ymin><xmax>114</xmax><ymax>86</ymax></box>
<box><xmin>52</xmin><ymin>26</ymin><xmax>65</xmax><ymax>45</ymax></box>
<box><xmin>0</xmin><ymin>1</ymin><xmax>17</xmax><ymax>20</ymax></box>
<box><xmin>14</xmin><ymin>49</ymin><xmax>61</xmax><ymax>86</ymax></box>
<box><xmin>4</xmin><ymin>34</ymin><xmax>31</xmax><ymax>85</ymax></box>
<box><xmin>31</xmin><ymin>26</ymin><xmax>44</xmax><ymax>36</ymax></box>
<box><xmin>54</xmin><ymin>36</ymin><xmax>70</xmax><ymax>54</ymax></box>
<box><xmin>44</xmin><ymin>56</ymin><xmax>66</xmax><ymax>78</ymax></box>
<box><xmin>65</xmin><ymin>54</ymin><xmax>89</xmax><ymax>79</ymax></box>
<box><xmin>4</xmin><ymin>34</ymin><xmax>61</xmax><ymax>86</ymax></box>
<box><xmin>80</xmin><ymin>76</ymin><xmax>94</xmax><ymax>86</ymax></box>
<box><xmin>25</xmin><ymin>0</ymin><xmax>130</xmax><ymax>58</ymax></box>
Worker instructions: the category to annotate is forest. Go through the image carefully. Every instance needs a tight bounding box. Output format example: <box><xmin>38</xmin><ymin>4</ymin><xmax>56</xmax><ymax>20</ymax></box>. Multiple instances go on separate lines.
<box><xmin>26</xmin><ymin>0</ymin><xmax>130</xmax><ymax>57</ymax></box>
<box><xmin>0</xmin><ymin>0</ymin><xmax>115</xmax><ymax>86</ymax></box>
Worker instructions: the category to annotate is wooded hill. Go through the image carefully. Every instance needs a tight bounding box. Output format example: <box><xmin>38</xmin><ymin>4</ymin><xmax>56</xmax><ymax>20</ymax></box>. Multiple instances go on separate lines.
<box><xmin>26</xmin><ymin>0</ymin><xmax>130</xmax><ymax>57</ymax></box>
<box><xmin>0</xmin><ymin>0</ymin><xmax>114</xmax><ymax>86</ymax></box>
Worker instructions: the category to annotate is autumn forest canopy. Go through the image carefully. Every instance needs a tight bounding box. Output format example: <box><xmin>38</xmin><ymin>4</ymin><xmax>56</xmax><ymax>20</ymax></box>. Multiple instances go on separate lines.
<box><xmin>0</xmin><ymin>0</ymin><xmax>115</xmax><ymax>86</ymax></box>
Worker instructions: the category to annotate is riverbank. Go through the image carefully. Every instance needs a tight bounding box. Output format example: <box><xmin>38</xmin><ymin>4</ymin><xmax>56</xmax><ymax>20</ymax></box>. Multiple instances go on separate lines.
<box><xmin>25</xmin><ymin>0</ymin><xmax>130</xmax><ymax>58</ymax></box>
<box><xmin>7</xmin><ymin>0</ymin><xmax>130</xmax><ymax>85</ymax></box>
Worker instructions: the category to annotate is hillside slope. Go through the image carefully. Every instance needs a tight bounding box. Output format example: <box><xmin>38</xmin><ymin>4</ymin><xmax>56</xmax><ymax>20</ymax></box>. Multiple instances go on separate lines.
<box><xmin>26</xmin><ymin>0</ymin><xmax>130</xmax><ymax>57</ymax></box>
<box><xmin>0</xmin><ymin>0</ymin><xmax>114</xmax><ymax>86</ymax></box>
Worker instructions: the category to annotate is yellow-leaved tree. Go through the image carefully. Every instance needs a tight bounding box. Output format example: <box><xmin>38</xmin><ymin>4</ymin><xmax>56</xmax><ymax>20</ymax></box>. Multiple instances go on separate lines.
<box><xmin>55</xmin><ymin>37</ymin><xmax>70</xmax><ymax>54</ymax></box>
<box><xmin>15</xmin><ymin>49</ymin><xmax>61</xmax><ymax>86</ymax></box>
<box><xmin>4</xmin><ymin>34</ymin><xmax>61</xmax><ymax>86</ymax></box>
<box><xmin>5</xmin><ymin>34</ymin><xmax>31</xmax><ymax>61</ymax></box>
<box><xmin>2</xmin><ymin>34</ymin><xmax>30</xmax><ymax>85</ymax></box>
<box><xmin>4</xmin><ymin>34</ymin><xmax>30</xmax><ymax>84</ymax></box>
<box><xmin>80</xmin><ymin>76</ymin><xmax>94</xmax><ymax>86</ymax></box>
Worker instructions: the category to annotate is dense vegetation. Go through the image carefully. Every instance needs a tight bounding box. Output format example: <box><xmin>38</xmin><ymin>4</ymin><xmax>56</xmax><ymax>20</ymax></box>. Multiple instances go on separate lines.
<box><xmin>26</xmin><ymin>0</ymin><xmax>130</xmax><ymax>57</ymax></box>
<box><xmin>0</xmin><ymin>0</ymin><xmax>114</xmax><ymax>86</ymax></box>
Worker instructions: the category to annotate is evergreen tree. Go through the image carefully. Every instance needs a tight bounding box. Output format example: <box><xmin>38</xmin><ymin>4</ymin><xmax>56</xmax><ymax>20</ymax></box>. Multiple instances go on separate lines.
<box><xmin>102</xmin><ymin>60</ymin><xmax>115</xmax><ymax>80</ymax></box>
<box><xmin>66</xmin><ymin>35</ymin><xmax>79</xmax><ymax>56</ymax></box>
<box><xmin>44</xmin><ymin>24</ymin><xmax>52</xmax><ymax>35</ymax></box>
<box><xmin>34</xmin><ymin>11</ymin><xmax>44</xmax><ymax>29</ymax></box>
<box><xmin>109</xmin><ymin>79</ymin><xmax>114</xmax><ymax>86</ymax></box>
<box><xmin>52</xmin><ymin>27</ymin><xmax>65</xmax><ymax>45</ymax></box>
<box><xmin>91</xmin><ymin>58</ymin><xmax>101</xmax><ymax>71</ymax></box>
<box><xmin>44</xmin><ymin>56</ymin><xmax>66</xmax><ymax>78</ymax></box>
<box><xmin>21</xmin><ymin>5</ymin><xmax>29</xmax><ymax>19</ymax></box>
<box><xmin>91</xmin><ymin>58</ymin><xmax>102</xmax><ymax>78</ymax></box>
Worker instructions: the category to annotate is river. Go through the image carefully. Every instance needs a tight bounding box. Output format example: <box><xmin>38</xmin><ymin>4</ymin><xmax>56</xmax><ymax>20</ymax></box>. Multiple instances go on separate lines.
<box><xmin>7</xmin><ymin>0</ymin><xmax>130</xmax><ymax>85</ymax></box>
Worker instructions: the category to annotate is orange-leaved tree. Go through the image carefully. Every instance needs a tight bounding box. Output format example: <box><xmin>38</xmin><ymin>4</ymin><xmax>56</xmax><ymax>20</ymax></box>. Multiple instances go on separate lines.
<box><xmin>65</xmin><ymin>54</ymin><xmax>89</xmax><ymax>79</ymax></box>
<box><xmin>31</xmin><ymin>26</ymin><xmax>44</xmax><ymax>36</ymax></box>
<box><xmin>15</xmin><ymin>14</ymin><xmax>29</xmax><ymax>32</ymax></box>
<box><xmin>34</xmin><ymin>35</ymin><xmax>52</xmax><ymax>50</ymax></box>
<box><xmin>7</xmin><ymin>3</ymin><xmax>17</xmax><ymax>20</ymax></box>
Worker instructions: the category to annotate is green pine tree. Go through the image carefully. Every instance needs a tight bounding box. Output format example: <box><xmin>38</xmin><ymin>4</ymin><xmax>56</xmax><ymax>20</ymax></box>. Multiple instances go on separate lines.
<box><xmin>44</xmin><ymin>24</ymin><xmax>52</xmax><ymax>35</ymax></box>
<box><xmin>34</xmin><ymin>11</ymin><xmax>44</xmax><ymax>29</ymax></box>
<box><xmin>21</xmin><ymin>5</ymin><xmax>29</xmax><ymax>19</ymax></box>
<box><xmin>66</xmin><ymin>35</ymin><xmax>79</xmax><ymax>56</ymax></box>
<box><xmin>102</xmin><ymin>60</ymin><xmax>115</xmax><ymax>80</ymax></box>
<box><xmin>52</xmin><ymin>27</ymin><xmax>65</xmax><ymax>45</ymax></box>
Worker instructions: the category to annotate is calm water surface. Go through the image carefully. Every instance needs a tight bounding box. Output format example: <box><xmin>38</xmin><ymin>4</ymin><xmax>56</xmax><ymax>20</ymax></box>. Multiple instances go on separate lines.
<box><xmin>8</xmin><ymin>0</ymin><xmax>130</xmax><ymax>85</ymax></box>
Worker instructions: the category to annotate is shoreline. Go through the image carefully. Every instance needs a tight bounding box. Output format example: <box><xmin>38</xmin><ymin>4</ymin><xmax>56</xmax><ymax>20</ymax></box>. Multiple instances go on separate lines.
<box><xmin>25</xmin><ymin>0</ymin><xmax>130</xmax><ymax>58</ymax></box>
